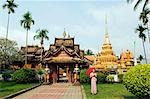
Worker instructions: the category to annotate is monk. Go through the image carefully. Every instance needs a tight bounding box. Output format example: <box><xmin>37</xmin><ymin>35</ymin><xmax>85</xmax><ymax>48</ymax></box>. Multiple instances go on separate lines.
<box><xmin>90</xmin><ymin>69</ymin><xmax>97</xmax><ymax>95</ymax></box>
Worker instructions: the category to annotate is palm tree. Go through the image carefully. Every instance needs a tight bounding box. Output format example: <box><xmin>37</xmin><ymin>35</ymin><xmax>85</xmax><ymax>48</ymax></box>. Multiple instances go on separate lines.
<box><xmin>3</xmin><ymin>0</ymin><xmax>18</xmax><ymax>47</ymax></box>
<box><xmin>85</xmin><ymin>49</ymin><xmax>94</xmax><ymax>55</ymax></box>
<box><xmin>136</xmin><ymin>24</ymin><xmax>148</xmax><ymax>63</ymax></box>
<box><xmin>137</xmin><ymin>54</ymin><xmax>144</xmax><ymax>63</ymax></box>
<box><xmin>33</xmin><ymin>29</ymin><xmax>49</xmax><ymax>61</ymax></box>
<box><xmin>127</xmin><ymin>0</ymin><xmax>149</xmax><ymax>11</ymax></box>
<box><xmin>139</xmin><ymin>8</ymin><xmax>150</xmax><ymax>43</ymax></box>
<box><xmin>20</xmin><ymin>11</ymin><xmax>34</xmax><ymax>65</ymax></box>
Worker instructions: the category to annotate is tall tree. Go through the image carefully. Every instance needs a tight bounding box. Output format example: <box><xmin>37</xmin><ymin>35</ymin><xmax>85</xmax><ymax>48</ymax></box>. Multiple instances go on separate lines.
<box><xmin>85</xmin><ymin>49</ymin><xmax>94</xmax><ymax>55</ymax></box>
<box><xmin>127</xmin><ymin>0</ymin><xmax>149</xmax><ymax>11</ymax></box>
<box><xmin>2</xmin><ymin>0</ymin><xmax>18</xmax><ymax>47</ymax></box>
<box><xmin>0</xmin><ymin>38</ymin><xmax>23</xmax><ymax>72</ymax></box>
<box><xmin>137</xmin><ymin>54</ymin><xmax>144</xmax><ymax>63</ymax></box>
<box><xmin>139</xmin><ymin>8</ymin><xmax>150</xmax><ymax>43</ymax></box>
<box><xmin>20</xmin><ymin>11</ymin><xmax>34</xmax><ymax>65</ymax></box>
<box><xmin>136</xmin><ymin>25</ymin><xmax>148</xmax><ymax>63</ymax></box>
<box><xmin>33</xmin><ymin>29</ymin><xmax>49</xmax><ymax>61</ymax></box>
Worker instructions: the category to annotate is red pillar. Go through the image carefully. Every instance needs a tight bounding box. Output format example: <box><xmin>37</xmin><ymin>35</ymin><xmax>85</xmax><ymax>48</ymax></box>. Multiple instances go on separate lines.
<box><xmin>52</xmin><ymin>66</ymin><xmax>57</xmax><ymax>83</ymax></box>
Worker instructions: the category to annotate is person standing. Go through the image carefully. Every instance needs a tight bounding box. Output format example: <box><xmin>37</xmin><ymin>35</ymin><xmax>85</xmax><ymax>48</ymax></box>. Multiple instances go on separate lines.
<box><xmin>90</xmin><ymin>69</ymin><xmax>97</xmax><ymax>95</ymax></box>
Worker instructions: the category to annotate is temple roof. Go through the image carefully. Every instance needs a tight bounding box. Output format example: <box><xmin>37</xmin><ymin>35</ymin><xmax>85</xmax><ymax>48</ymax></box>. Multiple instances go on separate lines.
<box><xmin>120</xmin><ymin>50</ymin><xmax>134</xmax><ymax>60</ymax></box>
<box><xmin>21</xmin><ymin>45</ymin><xmax>43</xmax><ymax>55</ymax></box>
<box><xmin>43</xmin><ymin>36</ymin><xmax>88</xmax><ymax>64</ymax></box>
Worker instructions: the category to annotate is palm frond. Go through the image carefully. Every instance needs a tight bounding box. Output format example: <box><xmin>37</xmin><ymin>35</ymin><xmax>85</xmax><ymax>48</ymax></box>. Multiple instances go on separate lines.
<box><xmin>143</xmin><ymin>0</ymin><xmax>149</xmax><ymax>11</ymax></box>
<box><xmin>20</xmin><ymin>20</ymin><xmax>24</xmax><ymax>26</ymax></box>
<box><xmin>2</xmin><ymin>4</ymin><xmax>7</xmax><ymax>9</ymax></box>
<box><xmin>127</xmin><ymin>0</ymin><xmax>134</xmax><ymax>3</ymax></box>
<box><xmin>134</xmin><ymin>0</ymin><xmax>142</xmax><ymax>10</ymax></box>
<box><xmin>31</xmin><ymin>19</ymin><xmax>34</xmax><ymax>25</ymax></box>
<box><xmin>45</xmin><ymin>36</ymin><xmax>49</xmax><ymax>40</ymax></box>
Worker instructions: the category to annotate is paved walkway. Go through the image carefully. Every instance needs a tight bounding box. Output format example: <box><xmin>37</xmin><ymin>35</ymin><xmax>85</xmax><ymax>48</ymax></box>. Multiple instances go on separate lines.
<box><xmin>13</xmin><ymin>83</ymin><xmax>86</xmax><ymax>99</ymax></box>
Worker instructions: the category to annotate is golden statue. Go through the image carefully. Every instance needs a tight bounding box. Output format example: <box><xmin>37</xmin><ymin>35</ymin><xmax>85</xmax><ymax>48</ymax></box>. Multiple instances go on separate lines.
<box><xmin>73</xmin><ymin>65</ymin><xmax>79</xmax><ymax>85</ymax></box>
<box><xmin>44</xmin><ymin>65</ymin><xmax>50</xmax><ymax>83</ymax></box>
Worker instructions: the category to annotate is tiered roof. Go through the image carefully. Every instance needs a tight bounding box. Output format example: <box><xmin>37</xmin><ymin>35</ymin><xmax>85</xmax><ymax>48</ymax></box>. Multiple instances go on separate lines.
<box><xmin>43</xmin><ymin>37</ymin><xmax>87</xmax><ymax>64</ymax></box>
<box><xmin>95</xmin><ymin>32</ymin><xmax>118</xmax><ymax>69</ymax></box>
<box><xmin>94</xmin><ymin>16</ymin><xmax>118</xmax><ymax>70</ymax></box>
<box><xmin>21</xmin><ymin>45</ymin><xmax>42</xmax><ymax>62</ymax></box>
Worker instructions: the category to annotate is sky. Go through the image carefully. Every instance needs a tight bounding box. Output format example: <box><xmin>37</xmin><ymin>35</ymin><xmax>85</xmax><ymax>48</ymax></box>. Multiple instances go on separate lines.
<box><xmin>0</xmin><ymin>0</ymin><xmax>150</xmax><ymax>62</ymax></box>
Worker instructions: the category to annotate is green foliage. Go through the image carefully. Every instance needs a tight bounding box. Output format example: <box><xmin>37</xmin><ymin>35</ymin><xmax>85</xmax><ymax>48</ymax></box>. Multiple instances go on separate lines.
<box><xmin>36</xmin><ymin>69</ymin><xmax>44</xmax><ymax>82</ymax></box>
<box><xmin>80</xmin><ymin>69</ymin><xmax>90</xmax><ymax>84</ymax></box>
<box><xmin>97</xmin><ymin>73</ymin><xmax>107</xmax><ymax>84</ymax></box>
<box><xmin>83</xmin><ymin>83</ymin><xmax>138</xmax><ymax>99</ymax></box>
<box><xmin>106</xmin><ymin>75</ymin><xmax>114</xmax><ymax>83</ymax></box>
<box><xmin>118</xmin><ymin>74</ymin><xmax>124</xmax><ymax>83</ymax></box>
<box><xmin>34</xmin><ymin>29</ymin><xmax>49</xmax><ymax>45</ymax></box>
<box><xmin>0</xmin><ymin>38</ymin><xmax>23</xmax><ymax>68</ymax></box>
<box><xmin>84</xmin><ymin>49</ymin><xmax>94</xmax><ymax>55</ymax></box>
<box><xmin>2</xmin><ymin>72</ymin><xmax>11</xmax><ymax>81</ymax></box>
<box><xmin>0</xmin><ymin>81</ymin><xmax>38</xmax><ymax>98</ymax></box>
<box><xmin>12</xmin><ymin>68</ymin><xmax>39</xmax><ymax>83</ymax></box>
<box><xmin>36</xmin><ymin>69</ymin><xmax>44</xmax><ymax>76</ymax></box>
<box><xmin>123</xmin><ymin>64</ymin><xmax>150</xmax><ymax>98</ymax></box>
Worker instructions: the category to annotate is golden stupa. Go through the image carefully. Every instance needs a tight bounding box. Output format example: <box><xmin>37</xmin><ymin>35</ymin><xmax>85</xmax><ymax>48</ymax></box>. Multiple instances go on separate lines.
<box><xmin>94</xmin><ymin>16</ymin><xmax>118</xmax><ymax>70</ymax></box>
<box><xmin>119</xmin><ymin>50</ymin><xmax>134</xmax><ymax>70</ymax></box>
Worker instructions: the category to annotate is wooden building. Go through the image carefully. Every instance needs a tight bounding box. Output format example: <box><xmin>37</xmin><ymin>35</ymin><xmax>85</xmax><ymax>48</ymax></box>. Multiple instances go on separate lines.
<box><xmin>14</xmin><ymin>36</ymin><xmax>90</xmax><ymax>83</ymax></box>
<box><xmin>42</xmin><ymin>37</ymin><xmax>89</xmax><ymax>83</ymax></box>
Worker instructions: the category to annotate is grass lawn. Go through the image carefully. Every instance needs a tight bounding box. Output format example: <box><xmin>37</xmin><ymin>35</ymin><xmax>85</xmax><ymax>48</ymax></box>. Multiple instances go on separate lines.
<box><xmin>83</xmin><ymin>83</ymin><xmax>138</xmax><ymax>99</ymax></box>
<box><xmin>0</xmin><ymin>81</ymin><xmax>39</xmax><ymax>98</ymax></box>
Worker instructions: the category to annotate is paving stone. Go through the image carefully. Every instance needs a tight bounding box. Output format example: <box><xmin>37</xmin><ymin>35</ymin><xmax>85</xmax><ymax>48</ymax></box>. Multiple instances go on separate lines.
<box><xmin>12</xmin><ymin>83</ymin><xmax>86</xmax><ymax>99</ymax></box>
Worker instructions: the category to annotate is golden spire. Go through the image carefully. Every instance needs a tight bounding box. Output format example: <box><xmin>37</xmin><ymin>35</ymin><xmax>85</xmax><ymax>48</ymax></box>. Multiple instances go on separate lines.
<box><xmin>105</xmin><ymin>14</ymin><xmax>108</xmax><ymax>35</ymax></box>
<box><xmin>104</xmin><ymin>15</ymin><xmax>110</xmax><ymax>44</ymax></box>
<box><xmin>63</xmin><ymin>28</ymin><xmax>67</xmax><ymax>38</ymax></box>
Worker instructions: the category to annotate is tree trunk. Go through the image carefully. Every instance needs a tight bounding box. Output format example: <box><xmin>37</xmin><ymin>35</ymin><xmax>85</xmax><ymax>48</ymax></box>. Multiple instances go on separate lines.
<box><xmin>41</xmin><ymin>43</ymin><xmax>43</xmax><ymax>62</ymax></box>
<box><xmin>5</xmin><ymin>13</ymin><xmax>10</xmax><ymax>48</ymax></box>
<box><xmin>4</xmin><ymin>13</ymin><xmax>10</xmax><ymax>70</ymax></box>
<box><xmin>25</xmin><ymin>29</ymin><xmax>28</xmax><ymax>65</ymax></box>
<box><xmin>147</xmin><ymin>24</ymin><xmax>150</xmax><ymax>43</ymax></box>
<box><xmin>142</xmin><ymin>39</ymin><xmax>147</xmax><ymax>63</ymax></box>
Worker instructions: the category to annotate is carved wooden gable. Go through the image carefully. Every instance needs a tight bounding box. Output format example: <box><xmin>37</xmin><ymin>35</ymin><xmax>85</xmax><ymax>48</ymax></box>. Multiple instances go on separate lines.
<box><xmin>55</xmin><ymin>38</ymin><xmax>74</xmax><ymax>47</ymax></box>
<box><xmin>57</xmin><ymin>50</ymin><xmax>70</xmax><ymax>57</ymax></box>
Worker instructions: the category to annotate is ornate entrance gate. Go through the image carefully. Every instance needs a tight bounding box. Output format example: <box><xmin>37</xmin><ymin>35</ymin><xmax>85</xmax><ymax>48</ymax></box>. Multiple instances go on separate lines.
<box><xmin>43</xmin><ymin>37</ymin><xmax>89</xmax><ymax>83</ymax></box>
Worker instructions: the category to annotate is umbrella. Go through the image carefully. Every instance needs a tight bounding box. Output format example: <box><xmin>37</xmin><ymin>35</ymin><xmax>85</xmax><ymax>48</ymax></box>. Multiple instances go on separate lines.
<box><xmin>86</xmin><ymin>67</ymin><xmax>96</xmax><ymax>76</ymax></box>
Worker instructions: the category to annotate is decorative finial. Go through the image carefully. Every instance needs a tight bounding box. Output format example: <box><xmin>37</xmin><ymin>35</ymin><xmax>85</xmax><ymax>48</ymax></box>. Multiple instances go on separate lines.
<box><xmin>105</xmin><ymin>14</ymin><xmax>108</xmax><ymax>35</ymax></box>
<box><xmin>63</xmin><ymin>28</ymin><xmax>67</xmax><ymax>38</ymax></box>
<box><xmin>104</xmin><ymin>14</ymin><xmax>110</xmax><ymax>44</ymax></box>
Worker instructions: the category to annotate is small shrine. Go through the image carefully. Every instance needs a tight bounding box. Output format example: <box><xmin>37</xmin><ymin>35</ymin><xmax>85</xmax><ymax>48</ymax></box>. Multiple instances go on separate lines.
<box><xmin>119</xmin><ymin>50</ymin><xmax>134</xmax><ymax>73</ymax></box>
<box><xmin>42</xmin><ymin>34</ymin><xmax>89</xmax><ymax>83</ymax></box>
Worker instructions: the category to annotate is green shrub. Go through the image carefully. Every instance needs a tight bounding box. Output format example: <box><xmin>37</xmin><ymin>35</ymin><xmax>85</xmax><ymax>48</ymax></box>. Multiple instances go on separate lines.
<box><xmin>123</xmin><ymin>64</ymin><xmax>150</xmax><ymax>98</ymax></box>
<box><xmin>118</xmin><ymin>74</ymin><xmax>124</xmax><ymax>83</ymax></box>
<box><xmin>106</xmin><ymin>75</ymin><xmax>114</xmax><ymax>83</ymax></box>
<box><xmin>2</xmin><ymin>72</ymin><xmax>12</xmax><ymax>81</ymax></box>
<box><xmin>97</xmin><ymin>73</ymin><xmax>107</xmax><ymax>83</ymax></box>
<box><xmin>36</xmin><ymin>69</ymin><xmax>44</xmax><ymax>82</ymax></box>
<box><xmin>80</xmin><ymin>69</ymin><xmax>90</xmax><ymax>84</ymax></box>
<box><xmin>12</xmin><ymin>68</ymin><xmax>39</xmax><ymax>83</ymax></box>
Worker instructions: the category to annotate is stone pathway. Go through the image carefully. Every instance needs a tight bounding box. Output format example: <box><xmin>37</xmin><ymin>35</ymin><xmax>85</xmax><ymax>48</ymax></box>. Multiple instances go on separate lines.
<box><xmin>12</xmin><ymin>83</ymin><xmax>86</xmax><ymax>99</ymax></box>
